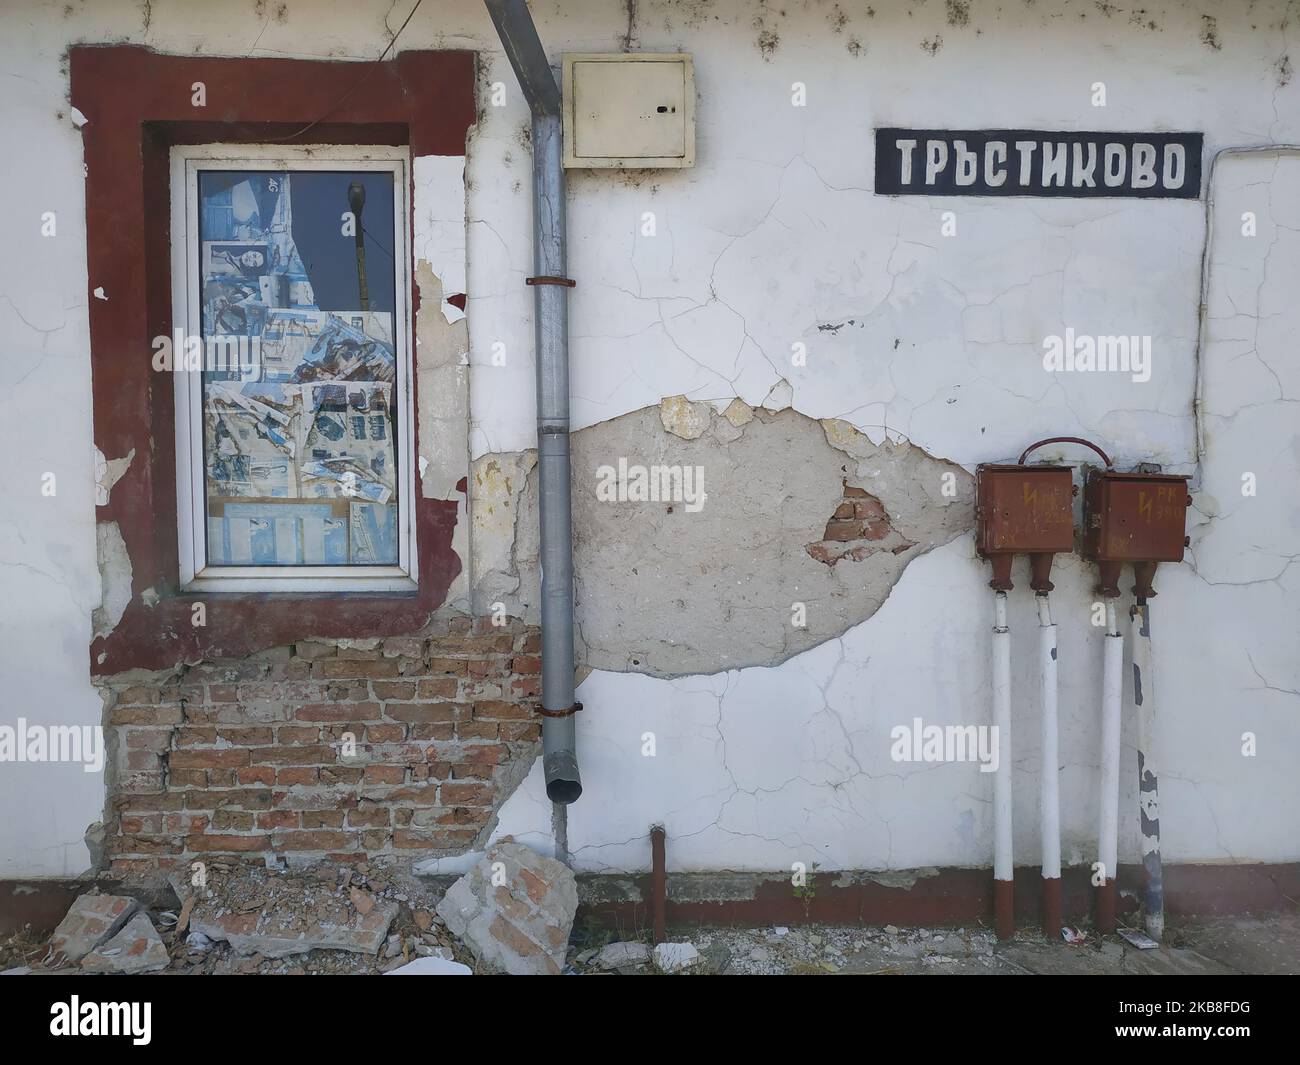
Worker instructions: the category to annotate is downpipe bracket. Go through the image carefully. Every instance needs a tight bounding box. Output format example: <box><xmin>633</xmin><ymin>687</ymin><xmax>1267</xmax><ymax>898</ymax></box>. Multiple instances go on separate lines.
<box><xmin>536</xmin><ymin>702</ymin><xmax>583</xmax><ymax>719</ymax></box>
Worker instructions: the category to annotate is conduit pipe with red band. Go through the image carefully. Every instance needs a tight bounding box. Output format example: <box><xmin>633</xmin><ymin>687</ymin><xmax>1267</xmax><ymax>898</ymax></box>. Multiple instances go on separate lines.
<box><xmin>992</xmin><ymin>591</ymin><xmax>1014</xmax><ymax>939</ymax></box>
<box><xmin>1096</xmin><ymin>601</ymin><xmax>1124</xmax><ymax>934</ymax></box>
<box><xmin>1038</xmin><ymin>593</ymin><xmax>1062</xmax><ymax>937</ymax></box>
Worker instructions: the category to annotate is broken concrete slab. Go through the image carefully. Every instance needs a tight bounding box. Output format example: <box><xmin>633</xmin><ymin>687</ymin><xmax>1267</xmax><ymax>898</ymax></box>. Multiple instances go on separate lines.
<box><xmin>384</xmin><ymin>956</ymin><xmax>473</xmax><ymax>975</ymax></box>
<box><xmin>436</xmin><ymin>841</ymin><xmax>577</xmax><ymax>975</ymax></box>
<box><xmin>594</xmin><ymin>940</ymin><xmax>650</xmax><ymax>971</ymax></box>
<box><xmin>49</xmin><ymin>893</ymin><xmax>139</xmax><ymax>963</ymax></box>
<box><xmin>652</xmin><ymin>941</ymin><xmax>701</xmax><ymax>973</ymax></box>
<box><xmin>81</xmin><ymin>912</ymin><xmax>170</xmax><ymax>974</ymax></box>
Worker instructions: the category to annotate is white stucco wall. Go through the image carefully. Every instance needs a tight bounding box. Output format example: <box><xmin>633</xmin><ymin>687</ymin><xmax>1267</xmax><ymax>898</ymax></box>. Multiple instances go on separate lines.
<box><xmin>1</xmin><ymin>0</ymin><xmax>1297</xmax><ymax>878</ymax></box>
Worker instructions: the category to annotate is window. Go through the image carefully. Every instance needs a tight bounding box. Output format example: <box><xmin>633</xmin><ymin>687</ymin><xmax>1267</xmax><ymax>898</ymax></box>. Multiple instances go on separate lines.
<box><xmin>170</xmin><ymin>145</ymin><xmax>416</xmax><ymax>592</ymax></box>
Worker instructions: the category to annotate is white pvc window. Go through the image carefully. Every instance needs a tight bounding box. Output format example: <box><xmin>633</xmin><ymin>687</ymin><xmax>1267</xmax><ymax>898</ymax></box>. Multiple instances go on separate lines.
<box><xmin>170</xmin><ymin>144</ymin><xmax>416</xmax><ymax>592</ymax></box>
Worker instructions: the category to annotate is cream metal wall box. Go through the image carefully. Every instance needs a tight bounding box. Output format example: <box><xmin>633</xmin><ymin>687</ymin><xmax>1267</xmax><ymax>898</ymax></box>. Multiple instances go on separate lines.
<box><xmin>562</xmin><ymin>53</ymin><xmax>695</xmax><ymax>169</ymax></box>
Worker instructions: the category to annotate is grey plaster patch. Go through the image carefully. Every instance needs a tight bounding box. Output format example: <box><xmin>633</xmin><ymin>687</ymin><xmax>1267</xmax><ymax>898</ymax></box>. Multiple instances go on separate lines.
<box><xmin>93</xmin><ymin>521</ymin><xmax>131</xmax><ymax>640</ymax></box>
<box><xmin>492</xmin><ymin>402</ymin><xmax>973</xmax><ymax>677</ymax></box>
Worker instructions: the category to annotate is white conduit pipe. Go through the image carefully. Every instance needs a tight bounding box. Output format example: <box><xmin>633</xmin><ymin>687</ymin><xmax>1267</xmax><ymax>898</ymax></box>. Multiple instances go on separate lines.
<box><xmin>1131</xmin><ymin>602</ymin><xmax>1164</xmax><ymax>942</ymax></box>
<box><xmin>1038</xmin><ymin>594</ymin><xmax>1061</xmax><ymax>935</ymax></box>
<box><xmin>1097</xmin><ymin>600</ymin><xmax>1124</xmax><ymax>933</ymax></box>
<box><xmin>992</xmin><ymin>591</ymin><xmax>1014</xmax><ymax>938</ymax></box>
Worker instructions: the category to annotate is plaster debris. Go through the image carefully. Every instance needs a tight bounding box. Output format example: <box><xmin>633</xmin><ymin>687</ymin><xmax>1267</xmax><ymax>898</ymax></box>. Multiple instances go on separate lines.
<box><xmin>48</xmin><ymin>893</ymin><xmax>138</xmax><ymax>964</ymax></box>
<box><xmin>80</xmin><ymin>912</ymin><xmax>169</xmax><ymax>973</ymax></box>
<box><xmin>384</xmin><ymin>956</ymin><xmax>473</xmax><ymax>975</ymax></box>
<box><xmin>652</xmin><ymin>941</ymin><xmax>701</xmax><ymax>973</ymax></box>
<box><xmin>187</xmin><ymin>865</ymin><xmax>399</xmax><ymax>958</ymax></box>
<box><xmin>436</xmin><ymin>841</ymin><xmax>578</xmax><ymax>975</ymax></box>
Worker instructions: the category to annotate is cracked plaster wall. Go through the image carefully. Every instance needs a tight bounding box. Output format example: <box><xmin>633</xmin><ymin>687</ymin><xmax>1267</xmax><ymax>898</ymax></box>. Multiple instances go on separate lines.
<box><xmin>2</xmin><ymin>0</ymin><xmax>1298</xmax><ymax>877</ymax></box>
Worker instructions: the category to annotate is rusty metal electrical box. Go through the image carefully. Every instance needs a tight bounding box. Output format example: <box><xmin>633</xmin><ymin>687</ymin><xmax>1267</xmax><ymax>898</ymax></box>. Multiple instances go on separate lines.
<box><xmin>975</xmin><ymin>464</ymin><xmax>1075</xmax><ymax>591</ymax></box>
<box><xmin>1083</xmin><ymin>470</ymin><xmax>1191</xmax><ymax>597</ymax></box>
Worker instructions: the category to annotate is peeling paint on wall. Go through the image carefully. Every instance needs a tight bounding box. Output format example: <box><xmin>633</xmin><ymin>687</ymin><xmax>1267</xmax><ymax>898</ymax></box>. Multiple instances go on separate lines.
<box><xmin>92</xmin><ymin>521</ymin><xmax>131</xmax><ymax>640</ymax></box>
<box><xmin>93</xmin><ymin>446</ymin><xmax>134</xmax><ymax>507</ymax></box>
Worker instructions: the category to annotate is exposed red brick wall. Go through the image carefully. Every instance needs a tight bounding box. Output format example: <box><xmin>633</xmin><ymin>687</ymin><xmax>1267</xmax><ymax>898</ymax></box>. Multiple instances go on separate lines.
<box><xmin>805</xmin><ymin>482</ymin><xmax>916</xmax><ymax>565</ymax></box>
<box><xmin>98</xmin><ymin>618</ymin><xmax>541</xmax><ymax>880</ymax></box>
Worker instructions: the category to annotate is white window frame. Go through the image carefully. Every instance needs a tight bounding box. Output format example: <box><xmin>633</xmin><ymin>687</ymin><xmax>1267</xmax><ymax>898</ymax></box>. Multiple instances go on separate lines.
<box><xmin>170</xmin><ymin>143</ymin><xmax>417</xmax><ymax>593</ymax></box>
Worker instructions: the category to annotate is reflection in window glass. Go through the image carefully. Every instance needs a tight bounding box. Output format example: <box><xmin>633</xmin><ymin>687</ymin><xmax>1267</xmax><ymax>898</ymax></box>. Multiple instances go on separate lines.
<box><xmin>197</xmin><ymin>170</ymin><xmax>399</xmax><ymax>567</ymax></box>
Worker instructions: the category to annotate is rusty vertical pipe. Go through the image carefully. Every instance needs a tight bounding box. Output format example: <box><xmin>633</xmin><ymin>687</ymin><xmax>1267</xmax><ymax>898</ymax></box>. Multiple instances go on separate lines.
<box><xmin>650</xmin><ymin>824</ymin><xmax>666</xmax><ymax>944</ymax></box>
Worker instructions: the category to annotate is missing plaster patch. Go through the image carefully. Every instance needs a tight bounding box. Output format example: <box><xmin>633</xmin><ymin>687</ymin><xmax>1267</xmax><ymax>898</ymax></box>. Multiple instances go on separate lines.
<box><xmin>413</xmin><ymin>262</ymin><xmax>469</xmax><ymax>503</ymax></box>
<box><xmin>94</xmin><ymin>446</ymin><xmax>135</xmax><ymax>507</ymax></box>
<box><xmin>486</xmin><ymin>402</ymin><xmax>974</xmax><ymax>678</ymax></box>
<box><xmin>805</xmin><ymin>483</ymin><xmax>914</xmax><ymax>565</ymax></box>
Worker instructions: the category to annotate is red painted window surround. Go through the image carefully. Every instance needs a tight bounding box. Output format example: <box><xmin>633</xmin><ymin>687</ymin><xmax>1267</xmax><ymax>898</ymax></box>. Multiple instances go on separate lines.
<box><xmin>72</xmin><ymin>46</ymin><xmax>476</xmax><ymax>675</ymax></box>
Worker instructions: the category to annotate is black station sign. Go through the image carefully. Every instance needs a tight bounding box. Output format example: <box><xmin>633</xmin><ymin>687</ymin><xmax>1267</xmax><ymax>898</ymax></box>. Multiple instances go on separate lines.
<box><xmin>874</xmin><ymin>129</ymin><xmax>1203</xmax><ymax>198</ymax></box>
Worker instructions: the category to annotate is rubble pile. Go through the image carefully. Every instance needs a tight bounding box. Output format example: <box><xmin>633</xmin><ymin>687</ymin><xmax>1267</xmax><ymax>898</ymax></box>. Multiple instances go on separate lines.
<box><xmin>6</xmin><ymin>860</ymin><xmax>476</xmax><ymax>976</ymax></box>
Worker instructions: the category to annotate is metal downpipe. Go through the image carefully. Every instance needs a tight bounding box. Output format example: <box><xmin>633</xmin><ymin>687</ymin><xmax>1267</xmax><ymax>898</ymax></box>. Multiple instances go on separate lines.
<box><xmin>484</xmin><ymin>0</ymin><xmax>581</xmax><ymax>804</ymax></box>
